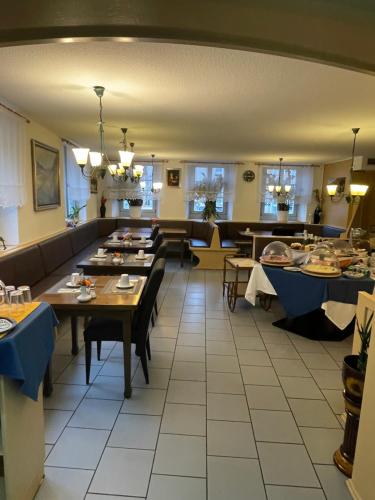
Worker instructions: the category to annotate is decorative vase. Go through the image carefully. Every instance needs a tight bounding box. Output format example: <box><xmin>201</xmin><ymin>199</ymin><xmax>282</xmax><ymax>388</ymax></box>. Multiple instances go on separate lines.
<box><xmin>313</xmin><ymin>206</ymin><xmax>322</xmax><ymax>224</ymax></box>
<box><xmin>129</xmin><ymin>206</ymin><xmax>142</xmax><ymax>218</ymax></box>
<box><xmin>333</xmin><ymin>354</ymin><xmax>365</xmax><ymax>477</ymax></box>
<box><xmin>277</xmin><ymin>210</ymin><xmax>288</xmax><ymax>223</ymax></box>
<box><xmin>100</xmin><ymin>205</ymin><xmax>106</xmax><ymax>218</ymax></box>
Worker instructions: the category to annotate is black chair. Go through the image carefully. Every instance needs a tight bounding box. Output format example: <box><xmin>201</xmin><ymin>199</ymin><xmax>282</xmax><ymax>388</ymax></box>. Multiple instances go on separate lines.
<box><xmin>151</xmin><ymin>241</ymin><xmax>168</xmax><ymax>322</ymax></box>
<box><xmin>271</xmin><ymin>226</ymin><xmax>295</xmax><ymax>236</ymax></box>
<box><xmin>150</xmin><ymin>224</ymin><xmax>160</xmax><ymax>240</ymax></box>
<box><xmin>149</xmin><ymin>233</ymin><xmax>164</xmax><ymax>253</ymax></box>
<box><xmin>84</xmin><ymin>258</ymin><xmax>166</xmax><ymax>385</ymax></box>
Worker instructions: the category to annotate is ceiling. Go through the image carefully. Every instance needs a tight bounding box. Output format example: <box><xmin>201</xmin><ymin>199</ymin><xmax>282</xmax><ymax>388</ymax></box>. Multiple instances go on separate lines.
<box><xmin>1</xmin><ymin>41</ymin><xmax>375</xmax><ymax>163</ymax></box>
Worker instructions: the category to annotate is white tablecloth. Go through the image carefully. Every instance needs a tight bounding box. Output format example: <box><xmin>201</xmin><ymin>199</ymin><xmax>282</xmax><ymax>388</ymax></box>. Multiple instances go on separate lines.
<box><xmin>245</xmin><ymin>263</ymin><xmax>370</xmax><ymax>330</ymax></box>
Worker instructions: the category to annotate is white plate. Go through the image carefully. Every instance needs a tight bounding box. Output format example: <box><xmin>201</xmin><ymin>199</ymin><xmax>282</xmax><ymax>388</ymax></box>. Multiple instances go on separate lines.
<box><xmin>66</xmin><ymin>281</ymin><xmax>80</xmax><ymax>288</ymax></box>
<box><xmin>93</xmin><ymin>254</ymin><xmax>107</xmax><ymax>259</ymax></box>
<box><xmin>283</xmin><ymin>266</ymin><xmax>301</xmax><ymax>272</ymax></box>
<box><xmin>135</xmin><ymin>256</ymin><xmax>148</xmax><ymax>260</ymax></box>
<box><xmin>116</xmin><ymin>281</ymin><xmax>135</xmax><ymax>289</ymax></box>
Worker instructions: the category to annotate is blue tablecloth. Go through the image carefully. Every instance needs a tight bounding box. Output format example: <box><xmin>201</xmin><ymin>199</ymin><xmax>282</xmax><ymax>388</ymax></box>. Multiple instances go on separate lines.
<box><xmin>263</xmin><ymin>266</ymin><xmax>374</xmax><ymax>318</ymax></box>
<box><xmin>0</xmin><ymin>303</ymin><xmax>57</xmax><ymax>400</ymax></box>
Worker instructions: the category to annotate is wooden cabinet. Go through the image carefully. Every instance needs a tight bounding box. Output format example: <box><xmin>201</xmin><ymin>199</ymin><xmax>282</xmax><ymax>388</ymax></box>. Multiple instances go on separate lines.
<box><xmin>0</xmin><ymin>378</ymin><xmax>44</xmax><ymax>500</ymax></box>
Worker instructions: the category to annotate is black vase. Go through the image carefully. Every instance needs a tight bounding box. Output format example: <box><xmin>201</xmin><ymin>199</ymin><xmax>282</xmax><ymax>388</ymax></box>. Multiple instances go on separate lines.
<box><xmin>313</xmin><ymin>207</ymin><xmax>322</xmax><ymax>224</ymax></box>
<box><xmin>100</xmin><ymin>205</ymin><xmax>106</xmax><ymax>218</ymax></box>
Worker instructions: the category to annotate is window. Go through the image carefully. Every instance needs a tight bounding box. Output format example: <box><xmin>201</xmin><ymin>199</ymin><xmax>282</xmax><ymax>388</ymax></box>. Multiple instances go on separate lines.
<box><xmin>120</xmin><ymin>164</ymin><xmax>157</xmax><ymax>215</ymax></box>
<box><xmin>64</xmin><ymin>144</ymin><xmax>90</xmax><ymax>220</ymax></box>
<box><xmin>188</xmin><ymin>165</ymin><xmax>228</xmax><ymax>219</ymax></box>
<box><xmin>260</xmin><ymin>166</ymin><xmax>298</xmax><ymax>220</ymax></box>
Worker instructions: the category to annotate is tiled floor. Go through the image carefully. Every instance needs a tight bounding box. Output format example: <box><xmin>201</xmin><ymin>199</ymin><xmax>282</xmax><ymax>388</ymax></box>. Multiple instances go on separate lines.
<box><xmin>37</xmin><ymin>260</ymin><xmax>354</xmax><ymax>500</ymax></box>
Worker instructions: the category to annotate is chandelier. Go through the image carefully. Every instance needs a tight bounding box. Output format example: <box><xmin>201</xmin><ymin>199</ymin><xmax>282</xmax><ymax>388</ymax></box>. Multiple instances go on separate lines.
<box><xmin>267</xmin><ymin>158</ymin><xmax>291</xmax><ymax>196</ymax></box>
<box><xmin>72</xmin><ymin>86</ymin><xmax>142</xmax><ymax>182</ymax></box>
<box><xmin>326</xmin><ymin>128</ymin><xmax>369</xmax><ymax>203</ymax></box>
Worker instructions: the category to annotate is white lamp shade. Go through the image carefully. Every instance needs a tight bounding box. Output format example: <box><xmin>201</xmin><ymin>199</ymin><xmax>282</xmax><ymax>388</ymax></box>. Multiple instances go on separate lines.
<box><xmin>153</xmin><ymin>182</ymin><xmax>163</xmax><ymax>191</ymax></box>
<box><xmin>107</xmin><ymin>164</ymin><xmax>118</xmax><ymax>176</ymax></box>
<box><xmin>284</xmin><ymin>185</ymin><xmax>292</xmax><ymax>193</ymax></box>
<box><xmin>133</xmin><ymin>164</ymin><xmax>144</xmax><ymax>177</ymax></box>
<box><xmin>72</xmin><ymin>148</ymin><xmax>89</xmax><ymax>166</ymax></box>
<box><xmin>117</xmin><ymin>164</ymin><xmax>126</xmax><ymax>175</ymax></box>
<box><xmin>89</xmin><ymin>151</ymin><xmax>102</xmax><ymax>167</ymax></box>
<box><xmin>350</xmin><ymin>184</ymin><xmax>369</xmax><ymax>196</ymax></box>
<box><xmin>268</xmin><ymin>185</ymin><xmax>275</xmax><ymax>193</ymax></box>
<box><xmin>140</xmin><ymin>181</ymin><xmax>146</xmax><ymax>189</ymax></box>
<box><xmin>326</xmin><ymin>184</ymin><xmax>338</xmax><ymax>196</ymax></box>
<box><xmin>118</xmin><ymin>150</ymin><xmax>135</xmax><ymax>167</ymax></box>
<box><xmin>275</xmin><ymin>185</ymin><xmax>282</xmax><ymax>193</ymax></box>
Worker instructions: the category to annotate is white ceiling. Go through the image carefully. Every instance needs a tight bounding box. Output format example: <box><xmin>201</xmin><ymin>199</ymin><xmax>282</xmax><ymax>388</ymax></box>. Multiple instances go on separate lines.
<box><xmin>1</xmin><ymin>41</ymin><xmax>375</xmax><ymax>163</ymax></box>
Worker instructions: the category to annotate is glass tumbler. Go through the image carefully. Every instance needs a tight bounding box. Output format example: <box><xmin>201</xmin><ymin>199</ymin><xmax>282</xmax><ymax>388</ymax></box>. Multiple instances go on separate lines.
<box><xmin>18</xmin><ymin>285</ymin><xmax>32</xmax><ymax>303</ymax></box>
<box><xmin>9</xmin><ymin>290</ymin><xmax>24</xmax><ymax>313</ymax></box>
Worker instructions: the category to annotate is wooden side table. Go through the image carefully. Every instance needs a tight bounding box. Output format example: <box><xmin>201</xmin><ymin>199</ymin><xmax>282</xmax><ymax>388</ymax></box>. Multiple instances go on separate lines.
<box><xmin>223</xmin><ymin>255</ymin><xmax>255</xmax><ymax>311</ymax></box>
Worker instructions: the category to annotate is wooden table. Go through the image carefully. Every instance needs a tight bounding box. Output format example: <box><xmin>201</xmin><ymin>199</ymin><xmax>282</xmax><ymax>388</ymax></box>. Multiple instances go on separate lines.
<box><xmin>103</xmin><ymin>239</ymin><xmax>153</xmax><ymax>251</ymax></box>
<box><xmin>77</xmin><ymin>253</ymin><xmax>155</xmax><ymax>276</ymax></box>
<box><xmin>38</xmin><ymin>274</ymin><xmax>147</xmax><ymax>398</ymax></box>
<box><xmin>159</xmin><ymin>228</ymin><xmax>187</xmax><ymax>267</ymax></box>
<box><xmin>109</xmin><ymin>227</ymin><xmax>152</xmax><ymax>239</ymax></box>
<box><xmin>238</xmin><ymin>230</ymin><xmax>272</xmax><ymax>237</ymax></box>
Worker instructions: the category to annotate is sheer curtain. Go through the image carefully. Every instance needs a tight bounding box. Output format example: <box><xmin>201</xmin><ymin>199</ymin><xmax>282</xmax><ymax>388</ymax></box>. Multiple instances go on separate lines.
<box><xmin>64</xmin><ymin>143</ymin><xmax>90</xmax><ymax>211</ymax></box>
<box><xmin>0</xmin><ymin>108</ymin><xmax>27</xmax><ymax>208</ymax></box>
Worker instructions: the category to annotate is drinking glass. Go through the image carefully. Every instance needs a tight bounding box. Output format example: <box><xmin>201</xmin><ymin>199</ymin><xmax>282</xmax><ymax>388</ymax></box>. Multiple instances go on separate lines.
<box><xmin>18</xmin><ymin>286</ymin><xmax>32</xmax><ymax>303</ymax></box>
<box><xmin>9</xmin><ymin>290</ymin><xmax>24</xmax><ymax>313</ymax></box>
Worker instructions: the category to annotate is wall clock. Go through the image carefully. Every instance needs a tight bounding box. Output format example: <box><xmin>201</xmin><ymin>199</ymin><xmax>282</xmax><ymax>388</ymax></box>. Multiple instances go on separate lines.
<box><xmin>242</xmin><ymin>170</ymin><xmax>255</xmax><ymax>182</ymax></box>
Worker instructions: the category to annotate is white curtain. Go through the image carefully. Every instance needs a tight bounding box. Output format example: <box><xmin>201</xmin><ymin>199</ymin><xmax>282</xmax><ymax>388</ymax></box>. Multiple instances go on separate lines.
<box><xmin>64</xmin><ymin>143</ymin><xmax>90</xmax><ymax>205</ymax></box>
<box><xmin>184</xmin><ymin>163</ymin><xmax>236</xmax><ymax>202</ymax></box>
<box><xmin>0</xmin><ymin>108</ymin><xmax>27</xmax><ymax>208</ymax></box>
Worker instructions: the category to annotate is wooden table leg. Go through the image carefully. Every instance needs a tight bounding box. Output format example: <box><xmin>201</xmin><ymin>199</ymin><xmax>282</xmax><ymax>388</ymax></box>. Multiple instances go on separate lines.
<box><xmin>71</xmin><ymin>316</ymin><xmax>79</xmax><ymax>355</ymax></box>
<box><xmin>43</xmin><ymin>362</ymin><xmax>53</xmax><ymax>397</ymax></box>
<box><xmin>122</xmin><ymin>313</ymin><xmax>132</xmax><ymax>398</ymax></box>
<box><xmin>180</xmin><ymin>237</ymin><xmax>184</xmax><ymax>267</ymax></box>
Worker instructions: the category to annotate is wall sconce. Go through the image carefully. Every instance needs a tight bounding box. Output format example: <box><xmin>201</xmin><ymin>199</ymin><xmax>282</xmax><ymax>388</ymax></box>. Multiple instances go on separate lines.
<box><xmin>326</xmin><ymin>184</ymin><xmax>338</xmax><ymax>200</ymax></box>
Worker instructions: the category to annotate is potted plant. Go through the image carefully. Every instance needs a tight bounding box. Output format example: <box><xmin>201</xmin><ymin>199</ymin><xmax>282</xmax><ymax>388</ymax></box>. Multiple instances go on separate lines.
<box><xmin>277</xmin><ymin>196</ymin><xmax>289</xmax><ymax>223</ymax></box>
<box><xmin>68</xmin><ymin>202</ymin><xmax>86</xmax><ymax>226</ymax></box>
<box><xmin>333</xmin><ymin>312</ymin><xmax>373</xmax><ymax>477</ymax></box>
<box><xmin>127</xmin><ymin>198</ymin><xmax>143</xmax><ymax>218</ymax></box>
<box><xmin>100</xmin><ymin>193</ymin><xmax>107</xmax><ymax>218</ymax></box>
<box><xmin>193</xmin><ymin>175</ymin><xmax>224</xmax><ymax>222</ymax></box>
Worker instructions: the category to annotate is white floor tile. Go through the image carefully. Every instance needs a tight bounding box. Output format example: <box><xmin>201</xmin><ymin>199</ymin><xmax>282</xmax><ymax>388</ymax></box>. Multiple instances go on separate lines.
<box><xmin>235</xmin><ymin>337</ymin><xmax>266</xmax><ymax>350</ymax></box>
<box><xmin>258</xmin><ymin>442</ymin><xmax>320</xmax><ymax>487</ymax></box>
<box><xmin>310</xmin><ymin>369</ymin><xmax>342</xmax><ymax>390</ymax></box>
<box><xmin>69</xmin><ymin>398</ymin><xmax>122</xmax><ymax>429</ymax></box>
<box><xmin>57</xmin><ymin>363</ymin><xmax>101</xmax><ymax>385</ymax></box>
<box><xmin>207</xmin><ymin>420</ymin><xmax>257</xmax><ymax>458</ymax></box>
<box><xmin>132</xmin><ymin>366</ymin><xmax>170</xmax><ymax>389</ymax></box>
<box><xmin>171</xmin><ymin>361</ymin><xmax>206</xmax><ymax>381</ymax></box>
<box><xmin>266</xmin><ymin>485</ymin><xmax>325</xmax><ymax>500</ymax></box>
<box><xmin>300</xmin><ymin>352</ymin><xmax>339</xmax><ymax>370</ymax></box>
<box><xmin>150</xmin><ymin>337</ymin><xmax>176</xmax><ymax>352</ymax></box>
<box><xmin>121</xmin><ymin>388</ymin><xmax>166</xmax><ymax>415</ymax></box>
<box><xmin>151</xmin><ymin>325</ymin><xmax>179</xmax><ymax>338</ymax></box>
<box><xmin>245</xmin><ymin>385</ymin><xmax>289</xmax><ymax>411</ymax></box>
<box><xmin>148</xmin><ymin>351</ymin><xmax>174</xmax><ymax>369</ymax></box>
<box><xmin>85</xmin><ymin>375</ymin><xmax>125</xmax><ymax>400</ymax></box>
<box><xmin>272</xmin><ymin>358</ymin><xmax>311</xmax><ymax>377</ymax></box>
<box><xmin>45</xmin><ymin>427</ymin><xmax>109</xmax><ymax>469</ymax></box>
<box><xmin>251</xmin><ymin>410</ymin><xmax>302</xmax><ymax>443</ymax></box>
<box><xmin>206</xmin><ymin>340</ymin><xmax>236</xmax><ymax>356</ymax></box>
<box><xmin>177</xmin><ymin>334</ymin><xmax>205</xmax><ymax>347</ymax></box>
<box><xmin>266</xmin><ymin>343</ymin><xmax>300</xmax><ymax>359</ymax></box>
<box><xmin>35</xmin><ymin>466</ymin><xmax>93</xmax><ymax>500</ymax></box>
<box><xmin>207</xmin><ymin>354</ymin><xmax>240</xmax><ymax>373</ymax></box>
<box><xmin>241</xmin><ymin>365</ymin><xmax>280</xmax><ymax>386</ymax></box>
<box><xmin>322</xmin><ymin>389</ymin><xmax>345</xmax><ymax>414</ymax></box>
<box><xmin>44</xmin><ymin>410</ymin><xmax>73</xmax><ymax>444</ymax></box>
<box><xmin>232</xmin><ymin>325</ymin><xmax>261</xmax><ymax>338</ymax></box>
<box><xmin>238</xmin><ymin>350</ymin><xmax>271</xmax><ymax>366</ymax></box>
<box><xmin>43</xmin><ymin>384</ymin><xmax>88</xmax><ymax>411</ymax></box>
<box><xmin>315</xmin><ymin>464</ymin><xmax>352</xmax><ymax>500</ymax></box>
<box><xmin>289</xmin><ymin>399</ymin><xmax>340</xmax><ymax>428</ymax></box>
<box><xmin>207</xmin><ymin>372</ymin><xmax>245</xmax><ymax>394</ymax></box>
<box><xmin>174</xmin><ymin>346</ymin><xmax>206</xmax><ymax>362</ymax></box>
<box><xmin>89</xmin><ymin>447</ymin><xmax>154</xmax><ymax>497</ymax></box>
<box><xmin>300</xmin><ymin>427</ymin><xmax>343</xmax><ymax>464</ymax></box>
<box><xmin>161</xmin><ymin>403</ymin><xmax>206</xmax><ymax>436</ymax></box>
<box><xmin>279</xmin><ymin>376</ymin><xmax>324</xmax><ymax>399</ymax></box>
<box><xmin>153</xmin><ymin>434</ymin><xmax>206</xmax><ymax>477</ymax></box>
<box><xmin>207</xmin><ymin>393</ymin><xmax>250</xmax><ymax>422</ymax></box>
<box><xmin>167</xmin><ymin>380</ymin><xmax>206</xmax><ymax>405</ymax></box>
<box><xmin>156</xmin><ymin>316</ymin><xmax>180</xmax><ymax>327</ymax></box>
<box><xmin>179</xmin><ymin>322</ymin><xmax>205</xmax><ymax>334</ymax></box>
<box><xmin>147</xmin><ymin>474</ymin><xmax>206</xmax><ymax>500</ymax></box>
<box><xmin>208</xmin><ymin>456</ymin><xmax>266</xmax><ymax>500</ymax></box>
<box><xmin>109</xmin><ymin>413</ymin><xmax>161</xmax><ymax>449</ymax></box>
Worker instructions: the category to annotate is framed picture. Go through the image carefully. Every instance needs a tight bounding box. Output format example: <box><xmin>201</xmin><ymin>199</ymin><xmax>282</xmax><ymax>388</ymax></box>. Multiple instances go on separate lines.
<box><xmin>31</xmin><ymin>140</ymin><xmax>61</xmax><ymax>211</ymax></box>
<box><xmin>166</xmin><ymin>168</ymin><xmax>181</xmax><ymax>187</ymax></box>
<box><xmin>90</xmin><ymin>176</ymin><xmax>98</xmax><ymax>194</ymax></box>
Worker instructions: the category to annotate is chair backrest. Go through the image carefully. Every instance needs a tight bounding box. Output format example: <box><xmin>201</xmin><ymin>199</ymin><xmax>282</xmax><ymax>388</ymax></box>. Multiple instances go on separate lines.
<box><xmin>152</xmin><ymin>241</ymin><xmax>168</xmax><ymax>267</ymax></box>
<box><xmin>150</xmin><ymin>233</ymin><xmax>164</xmax><ymax>253</ymax></box>
<box><xmin>132</xmin><ymin>258</ymin><xmax>166</xmax><ymax>344</ymax></box>
<box><xmin>150</xmin><ymin>224</ymin><xmax>160</xmax><ymax>240</ymax></box>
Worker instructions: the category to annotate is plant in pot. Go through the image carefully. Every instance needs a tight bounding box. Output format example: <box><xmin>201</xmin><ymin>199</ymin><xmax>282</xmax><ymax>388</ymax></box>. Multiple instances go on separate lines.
<box><xmin>100</xmin><ymin>193</ymin><xmax>107</xmax><ymax>218</ymax></box>
<box><xmin>193</xmin><ymin>174</ymin><xmax>224</xmax><ymax>222</ymax></box>
<box><xmin>277</xmin><ymin>195</ymin><xmax>289</xmax><ymax>223</ymax></box>
<box><xmin>68</xmin><ymin>202</ymin><xmax>86</xmax><ymax>226</ymax></box>
<box><xmin>333</xmin><ymin>312</ymin><xmax>373</xmax><ymax>477</ymax></box>
<box><xmin>127</xmin><ymin>198</ymin><xmax>143</xmax><ymax>218</ymax></box>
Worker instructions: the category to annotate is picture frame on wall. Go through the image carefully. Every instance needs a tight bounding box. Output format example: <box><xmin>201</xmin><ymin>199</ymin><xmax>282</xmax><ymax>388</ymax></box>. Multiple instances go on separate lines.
<box><xmin>31</xmin><ymin>139</ymin><xmax>61</xmax><ymax>211</ymax></box>
<box><xmin>166</xmin><ymin>168</ymin><xmax>181</xmax><ymax>187</ymax></box>
<box><xmin>90</xmin><ymin>175</ymin><xmax>98</xmax><ymax>194</ymax></box>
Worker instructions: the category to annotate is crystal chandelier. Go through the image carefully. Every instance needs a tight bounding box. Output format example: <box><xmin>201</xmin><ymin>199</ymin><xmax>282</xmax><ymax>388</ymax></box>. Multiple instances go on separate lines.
<box><xmin>72</xmin><ymin>86</ymin><xmax>141</xmax><ymax>182</ymax></box>
<box><xmin>267</xmin><ymin>158</ymin><xmax>292</xmax><ymax>196</ymax></box>
<box><xmin>326</xmin><ymin>128</ymin><xmax>369</xmax><ymax>203</ymax></box>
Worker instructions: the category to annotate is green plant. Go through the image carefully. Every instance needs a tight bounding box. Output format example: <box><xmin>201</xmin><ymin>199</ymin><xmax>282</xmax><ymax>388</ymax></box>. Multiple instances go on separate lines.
<box><xmin>68</xmin><ymin>202</ymin><xmax>86</xmax><ymax>220</ymax></box>
<box><xmin>202</xmin><ymin>200</ymin><xmax>218</xmax><ymax>221</ymax></box>
<box><xmin>127</xmin><ymin>198</ymin><xmax>143</xmax><ymax>207</ymax></box>
<box><xmin>356</xmin><ymin>312</ymin><xmax>373</xmax><ymax>373</ymax></box>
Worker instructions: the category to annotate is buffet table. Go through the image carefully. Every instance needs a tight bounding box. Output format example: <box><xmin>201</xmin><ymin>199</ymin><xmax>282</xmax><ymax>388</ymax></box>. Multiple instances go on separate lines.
<box><xmin>245</xmin><ymin>263</ymin><xmax>375</xmax><ymax>338</ymax></box>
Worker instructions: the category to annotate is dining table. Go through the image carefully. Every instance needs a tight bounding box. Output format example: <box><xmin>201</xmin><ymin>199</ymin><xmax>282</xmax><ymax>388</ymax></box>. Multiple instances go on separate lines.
<box><xmin>77</xmin><ymin>252</ymin><xmax>155</xmax><ymax>276</ymax></box>
<box><xmin>159</xmin><ymin>227</ymin><xmax>187</xmax><ymax>267</ymax></box>
<box><xmin>37</xmin><ymin>274</ymin><xmax>147</xmax><ymax>398</ymax></box>
<box><xmin>103</xmin><ymin>238</ymin><xmax>153</xmax><ymax>252</ymax></box>
<box><xmin>108</xmin><ymin>227</ymin><xmax>152</xmax><ymax>240</ymax></box>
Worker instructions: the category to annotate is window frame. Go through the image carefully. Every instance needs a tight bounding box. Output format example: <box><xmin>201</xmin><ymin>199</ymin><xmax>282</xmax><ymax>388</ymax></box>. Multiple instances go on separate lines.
<box><xmin>260</xmin><ymin>166</ymin><xmax>299</xmax><ymax>221</ymax></box>
<box><xmin>119</xmin><ymin>163</ymin><xmax>158</xmax><ymax>217</ymax></box>
<box><xmin>188</xmin><ymin>165</ymin><xmax>229</xmax><ymax>220</ymax></box>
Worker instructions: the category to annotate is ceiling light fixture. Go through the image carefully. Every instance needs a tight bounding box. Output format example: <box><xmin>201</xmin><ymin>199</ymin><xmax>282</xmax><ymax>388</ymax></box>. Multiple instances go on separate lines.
<box><xmin>267</xmin><ymin>158</ymin><xmax>292</xmax><ymax>196</ymax></box>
